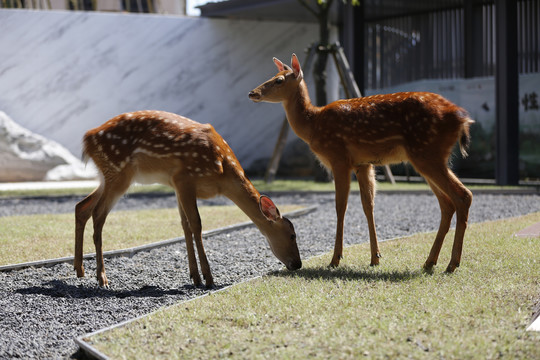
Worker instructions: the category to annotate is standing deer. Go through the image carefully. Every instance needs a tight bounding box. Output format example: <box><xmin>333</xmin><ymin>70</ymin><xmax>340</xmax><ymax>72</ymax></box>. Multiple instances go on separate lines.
<box><xmin>75</xmin><ymin>110</ymin><xmax>301</xmax><ymax>288</ymax></box>
<box><xmin>249</xmin><ymin>54</ymin><xmax>473</xmax><ymax>273</ymax></box>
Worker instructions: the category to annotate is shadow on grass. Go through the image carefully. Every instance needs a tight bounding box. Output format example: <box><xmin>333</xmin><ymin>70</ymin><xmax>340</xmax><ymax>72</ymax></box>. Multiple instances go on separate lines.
<box><xmin>15</xmin><ymin>279</ymin><xmax>229</xmax><ymax>299</ymax></box>
<box><xmin>272</xmin><ymin>265</ymin><xmax>424</xmax><ymax>283</ymax></box>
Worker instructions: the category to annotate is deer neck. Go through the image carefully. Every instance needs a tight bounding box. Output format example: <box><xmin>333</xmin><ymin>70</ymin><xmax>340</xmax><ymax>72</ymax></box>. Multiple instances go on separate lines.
<box><xmin>282</xmin><ymin>80</ymin><xmax>319</xmax><ymax>143</ymax></box>
<box><xmin>221</xmin><ymin>170</ymin><xmax>270</xmax><ymax>230</ymax></box>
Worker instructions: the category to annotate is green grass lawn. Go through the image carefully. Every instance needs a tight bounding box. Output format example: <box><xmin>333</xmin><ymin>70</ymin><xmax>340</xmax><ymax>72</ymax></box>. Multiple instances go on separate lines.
<box><xmin>86</xmin><ymin>212</ymin><xmax>540</xmax><ymax>359</ymax></box>
<box><xmin>0</xmin><ymin>205</ymin><xmax>301</xmax><ymax>266</ymax></box>
<box><xmin>0</xmin><ymin>179</ymin><xmax>530</xmax><ymax>198</ymax></box>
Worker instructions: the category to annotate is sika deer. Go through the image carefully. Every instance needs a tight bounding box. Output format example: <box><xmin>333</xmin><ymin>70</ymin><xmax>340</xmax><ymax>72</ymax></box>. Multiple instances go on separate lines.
<box><xmin>75</xmin><ymin>111</ymin><xmax>301</xmax><ymax>288</ymax></box>
<box><xmin>249</xmin><ymin>54</ymin><xmax>473</xmax><ymax>273</ymax></box>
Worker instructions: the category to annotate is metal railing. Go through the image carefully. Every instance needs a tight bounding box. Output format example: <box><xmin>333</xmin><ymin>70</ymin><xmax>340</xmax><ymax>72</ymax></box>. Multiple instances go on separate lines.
<box><xmin>364</xmin><ymin>0</ymin><xmax>539</xmax><ymax>90</ymax></box>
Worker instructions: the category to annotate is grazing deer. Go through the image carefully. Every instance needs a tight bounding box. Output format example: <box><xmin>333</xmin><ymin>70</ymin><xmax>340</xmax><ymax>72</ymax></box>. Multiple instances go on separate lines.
<box><xmin>249</xmin><ymin>54</ymin><xmax>473</xmax><ymax>273</ymax></box>
<box><xmin>75</xmin><ymin>111</ymin><xmax>301</xmax><ymax>288</ymax></box>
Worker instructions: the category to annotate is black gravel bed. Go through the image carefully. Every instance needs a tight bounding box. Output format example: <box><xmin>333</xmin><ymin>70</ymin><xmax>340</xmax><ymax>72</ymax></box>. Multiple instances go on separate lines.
<box><xmin>0</xmin><ymin>192</ymin><xmax>539</xmax><ymax>359</ymax></box>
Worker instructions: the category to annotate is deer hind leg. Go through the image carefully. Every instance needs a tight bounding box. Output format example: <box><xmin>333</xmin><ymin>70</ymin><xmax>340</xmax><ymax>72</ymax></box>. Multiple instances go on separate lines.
<box><xmin>355</xmin><ymin>164</ymin><xmax>381</xmax><ymax>266</ymax></box>
<box><xmin>178</xmin><ymin>203</ymin><xmax>202</xmax><ymax>286</ymax></box>
<box><xmin>174</xmin><ymin>183</ymin><xmax>213</xmax><ymax>287</ymax></box>
<box><xmin>91</xmin><ymin>176</ymin><xmax>132</xmax><ymax>287</ymax></box>
<box><xmin>414</xmin><ymin>162</ymin><xmax>472</xmax><ymax>273</ymax></box>
<box><xmin>330</xmin><ymin>164</ymin><xmax>352</xmax><ymax>268</ymax></box>
<box><xmin>423</xmin><ymin>179</ymin><xmax>456</xmax><ymax>271</ymax></box>
<box><xmin>74</xmin><ymin>186</ymin><xmax>103</xmax><ymax>278</ymax></box>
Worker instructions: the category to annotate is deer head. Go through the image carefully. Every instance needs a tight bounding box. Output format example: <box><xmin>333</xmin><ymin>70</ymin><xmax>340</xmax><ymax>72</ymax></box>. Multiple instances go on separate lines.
<box><xmin>249</xmin><ymin>54</ymin><xmax>304</xmax><ymax>104</ymax></box>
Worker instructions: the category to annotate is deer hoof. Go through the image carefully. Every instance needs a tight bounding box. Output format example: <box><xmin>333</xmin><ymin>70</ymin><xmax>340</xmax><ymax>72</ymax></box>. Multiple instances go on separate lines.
<box><xmin>191</xmin><ymin>274</ymin><xmax>202</xmax><ymax>287</ymax></box>
<box><xmin>75</xmin><ymin>266</ymin><xmax>85</xmax><ymax>278</ymax></box>
<box><xmin>329</xmin><ymin>255</ymin><xmax>342</xmax><ymax>268</ymax></box>
<box><xmin>98</xmin><ymin>277</ymin><xmax>109</xmax><ymax>288</ymax></box>
<box><xmin>445</xmin><ymin>262</ymin><xmax>459</xmax><ymax>273</ymax></box>
<box><xmin>370</xmin><ymin>253</ymin><xmax>382</xmax><ymax>266</ymax></box>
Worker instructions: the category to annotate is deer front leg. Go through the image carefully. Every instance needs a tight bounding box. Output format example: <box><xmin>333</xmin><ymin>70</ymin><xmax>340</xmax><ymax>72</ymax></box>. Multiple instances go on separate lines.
<box><xmin>179</xmin><ymin>208</ymin><xmax>202</xmax><ymax>286</ymax></box>
<box><xmin>193</xmin><ymin>229</ymin><xmax>213</xmax><ymax>288</ymax></box>
<box><xmin>356</xmin><ymin>165</ymin><xmax>380</xmax><ymax>266</ymax></box>
<box><xmin>330</xmin><ymin>165</ymin><xmax>352</xmax><ymax>268</ymax></box>
<box><xmin>174</xmin><ymin>182</ymin><xmax>214</xmax><ymax>288</ymax></box>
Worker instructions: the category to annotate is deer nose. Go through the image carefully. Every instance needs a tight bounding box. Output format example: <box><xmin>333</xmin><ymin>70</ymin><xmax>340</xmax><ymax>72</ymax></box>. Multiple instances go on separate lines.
<box><xmin>287</xmin><ymin>259</ymin><xmax>302</xmax><ymax>271</ymax></box>
<box><xmin>248</xmin><ymin>91</ymin><xmax>261</xmax><ymax>101</ymax></box>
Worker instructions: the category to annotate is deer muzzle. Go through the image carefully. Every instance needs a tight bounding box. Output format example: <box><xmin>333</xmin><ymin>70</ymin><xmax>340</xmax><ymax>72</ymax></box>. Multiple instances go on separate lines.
<box><xmin>248</xmin><ymin>90</ymin><xmax>261</xmax><ymax>102</ymax></box>
<box><xmin>286</xmin><ymin>259</ymin><xmax>302</xmax><ymax>271</ymax></box>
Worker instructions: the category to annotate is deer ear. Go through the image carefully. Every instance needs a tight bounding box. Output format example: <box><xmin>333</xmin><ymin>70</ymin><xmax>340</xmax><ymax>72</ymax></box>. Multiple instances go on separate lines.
<box><xmin>273</xmin><ymin>57</ymin><xmax>286</xmax><ymax>72</ymax></box>
<box><xmin>291</xmin><ymin>53</ymin><xmax>303</xmax><ymax>79</ymax></box>
<box><xmin>259</xmin><ymin>195</ymin><xmax>281</xmax><ymax>222</ymax></box>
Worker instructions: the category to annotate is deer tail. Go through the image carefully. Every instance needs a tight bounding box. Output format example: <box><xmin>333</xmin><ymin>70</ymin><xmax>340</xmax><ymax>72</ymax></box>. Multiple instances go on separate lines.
<box><xmin>80</xmin><ymin>134</ymin><xmax>93</xmax><ymax>164</ymax></box>
<box><xmin>458</xmin><ymin>113</ymin><xmax>474</xmax><ymax>158</ymax></box>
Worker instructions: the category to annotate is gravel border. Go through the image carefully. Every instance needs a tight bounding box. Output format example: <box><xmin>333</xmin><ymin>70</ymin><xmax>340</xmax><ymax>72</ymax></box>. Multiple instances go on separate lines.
<box><xmin>0</xmin><ymin>191</ymin><xmax>539</xmax><ymax>359</ymax></box>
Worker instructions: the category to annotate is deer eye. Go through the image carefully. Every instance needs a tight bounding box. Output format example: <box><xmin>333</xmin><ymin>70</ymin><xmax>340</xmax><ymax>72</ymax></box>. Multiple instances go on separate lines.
<box><xmin>291</xmin><ymin>234</ymin><xmax>296</xmax><ymax>242</ymax></box>
<box><xmin>275</xmin><ymin>76</ymin><xmax>284</xmax><ymax>84</ymax></box>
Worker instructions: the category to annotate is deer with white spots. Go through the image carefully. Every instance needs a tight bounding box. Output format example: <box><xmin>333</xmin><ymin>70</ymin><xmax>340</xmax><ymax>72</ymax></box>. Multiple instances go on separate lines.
<box><xmin>249</xmin><ymin>54</ymin><xmax>473</xmax><ymax>273</ymax></box>
<box><xmin>75</xmin><ymin>111</ymin><xmax>301</xmax><ymax>288</ymax></box>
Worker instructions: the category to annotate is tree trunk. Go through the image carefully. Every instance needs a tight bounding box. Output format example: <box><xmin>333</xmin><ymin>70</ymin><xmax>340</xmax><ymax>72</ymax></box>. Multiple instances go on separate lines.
<box><xmin>314</xmin><ymin>7</ymin><xmax>330</xmax><ymax>107</ymax></box>
<box><xmin>313</xmin><ymin>5</ymin><xmax>333</xmax><ymax>182</ymax></box>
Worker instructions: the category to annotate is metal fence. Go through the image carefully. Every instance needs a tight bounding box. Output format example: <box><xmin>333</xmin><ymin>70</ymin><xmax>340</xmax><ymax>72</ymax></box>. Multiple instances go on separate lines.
<box><xmin>364</xmin><ymin>0</ymin><xmax>540</xmax><ymax>90</ymax></box>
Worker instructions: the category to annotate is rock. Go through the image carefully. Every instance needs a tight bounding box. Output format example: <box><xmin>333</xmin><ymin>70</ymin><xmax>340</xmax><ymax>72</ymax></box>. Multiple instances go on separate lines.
<box><xmin>0</xmin><ymin>111</ymin><xmax>96</xmax><ymax>182</ymax></box>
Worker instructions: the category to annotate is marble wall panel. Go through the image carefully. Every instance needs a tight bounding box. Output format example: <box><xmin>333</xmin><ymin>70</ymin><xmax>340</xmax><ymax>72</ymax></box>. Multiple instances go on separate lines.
<box><xmin>0</xmin><ymin>10</ymin><xmax>336</xmax><ymax>170</ymax></box>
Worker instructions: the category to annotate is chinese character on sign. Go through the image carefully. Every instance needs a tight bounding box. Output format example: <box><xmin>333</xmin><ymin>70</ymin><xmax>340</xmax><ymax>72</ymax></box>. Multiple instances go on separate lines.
<box><xmin>521</xmin><ymin>92</ymin><xmax>539</xmax><ymax>111</ymax></box>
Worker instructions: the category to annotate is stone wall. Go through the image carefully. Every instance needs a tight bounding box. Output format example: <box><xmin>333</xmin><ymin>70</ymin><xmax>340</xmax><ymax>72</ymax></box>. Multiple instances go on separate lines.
<box><xmin>0</xmin><ymin>10</ymin><xmax>337</xmax><ymax>177</ymax></box>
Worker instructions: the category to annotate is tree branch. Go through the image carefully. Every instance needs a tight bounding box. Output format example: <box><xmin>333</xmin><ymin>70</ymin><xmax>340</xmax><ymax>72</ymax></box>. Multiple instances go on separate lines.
<box><xmin>297</xmin><ymin>0</ymin><xmax>320</xmax><ymax>18</ymax></box>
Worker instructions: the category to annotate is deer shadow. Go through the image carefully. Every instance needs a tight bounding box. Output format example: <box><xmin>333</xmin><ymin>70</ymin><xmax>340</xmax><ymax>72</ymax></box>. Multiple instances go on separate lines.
<box><xmin>271</xmin><ymin>265</ymin><xmax>425</xmax><ymax>283</ymax></box>
<box><xmin>15</xmin><ymin>279</ymin><xmax>228</xmax><ymax>299</ymax></box>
